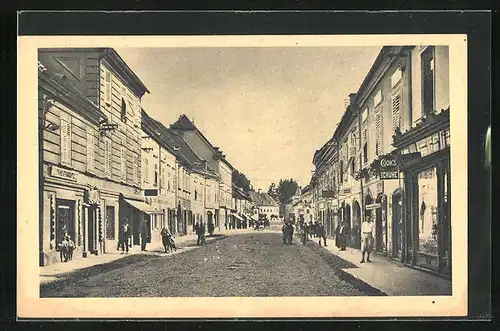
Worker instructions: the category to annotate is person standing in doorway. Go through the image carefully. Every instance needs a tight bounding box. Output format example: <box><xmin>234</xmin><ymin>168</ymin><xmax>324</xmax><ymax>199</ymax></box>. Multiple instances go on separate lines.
<box><xmin>140</xmin><ymin>218</ymin><xmax>149</xmax><ymax>251</ymax></box>
<box><xmin>360</xmin><ymin>215</ymin><xmax>375</xmax><ymax>263</ymax></box>
<box><xmin>118</xmin><ymin>222</ymin><xmax>129</xmax><ymax>254</ymax></box>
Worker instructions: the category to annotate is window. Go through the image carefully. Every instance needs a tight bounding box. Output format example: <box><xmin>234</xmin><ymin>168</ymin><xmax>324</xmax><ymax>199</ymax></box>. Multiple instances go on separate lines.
<box><xmin>392</xmin><ymin>92</ymin><xmax>402</xmax><ymax>132</ymax></box>
<box><xmin>121</xmin><ymin>98</ymin><xmax>127</xmax><ymax>122</ymax></box>
<box><xmin>361</xmin><ymin>108</ymin><xmax>368</xmax><ymax>122</ymax></box>
<box><xmin>104</xmin><ymin>70</ymin><xmax>112</xmax><ymax>107</ymax></box>
<box><xmin>350</xmin><ymin>158</ymin><xmax>355</xmax><ymax>176</ymax></box>
<box><xmin>363</xmin><ymin>142</ymin><xmax>368</xmax><ymax>165</ymax></box>
<box><xmin>60</xmin><ymin>118</ymin><xmax>72</xmax><ymax>167</ymax></box>
<box><xmin>421</xmin><ymin>47</ymin><xmax>435</xmax><ymax>116</ymax></box>
<box><xmin>143</xmin><ymin>158</ymin><xmax>149</xmax><ymax>183</ymax></box>
<box><xmin>86</xmin><ymin>127</ymin><xmax>95</xmax><ymax>172</ymax></box>
<box><xmin>374</xmin><ymin>90</ymin><xmax>382</xmax><ymax>107</ymax></box>
<box><xmin>120</xmin><ymin>145</ymin><xmax>127</xmax><ymax>182</ymax></box>
<box><xmin>104</xmin><ymin>137</ymin><xmax>112</xmax><ymax>177</ymax></box>
<box><xmin>375</xmin><ymin>106</ymin><xmax>382</xmax><ymax>156</ymax></box>
<box><xmin>195</xmin><ymin>190</ymin><xmax>198</xmax><ymax>201</ymax></box>
<box><xmin>154</xmin><ymin>166</ymin><xmax>158</xmax><ymax>187</ymax></box>
<box><xmin>105</xmin><ymin>206</ymin><xmax>115</xmax><ymax>240</ymax></box>
<box><xmin>391</xmin><ymin>68</ymin><xmax>403</xmax><ymax>88</ymax></box>
<box><xmin>133</xmin><ymin>153</ymin><xmax>140</xmax><ymax>185</ymax></box>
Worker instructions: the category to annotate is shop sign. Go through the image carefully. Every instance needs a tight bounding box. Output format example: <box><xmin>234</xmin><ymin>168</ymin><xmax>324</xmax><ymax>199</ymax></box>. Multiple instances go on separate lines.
<box><xmin>50</xmin><ymin>165</ymin><xmax>78</xmax><ymax>181</ymax></box>
<box><xmin>365</xmin><ymin>203</ymin><xmax>381</xmax><ymax>210</ymax></box>
<box><xmin>342</xmin><ymin>188</ymin><xmax>351</xmax><ymax>194</ymax></box>
<box><xmin>322</xmin><ymin>190</ymin><xmax>335</xmax><ymax>198</ymax></box>
<box><xmin>378</xmin><ymin>155</ymin><xmax>399</xmax><ymax>180</ymax></box>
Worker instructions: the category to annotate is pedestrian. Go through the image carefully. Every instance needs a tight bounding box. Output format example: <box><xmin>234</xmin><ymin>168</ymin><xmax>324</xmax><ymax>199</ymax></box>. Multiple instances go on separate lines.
<box><xmin>288</xmin><ymin>222</ymin><xmax>294</xmax><ymax>244</ymax></box>
<box><xmin>308</xmin><ymin>221</ymin><xmax>314</xmax><ymax>238</ymax></box>
<box><xmin>301</xmin><ymin>224</ymin><xmax>308</xmax><ymax>245</ymax></box>
<box><xmin>314</xmin><ymin>221</ymin><xmax>319</xmax><ymax>238</ymax></box>
<box><xmin>282</xmin><ymin>222</ymin><xmax>287</xmax><ymax>245</ymax></box>
<box><xmin>66</xmin><ymin>234</ymin><xmax>75</xmax><ymax>261</ymax></box>
<box><xmin>317</xmin><ymin>223</ymin><xmax>327</xmax><ymax>247</ymax></box>
<box><xmin>140</xmin><ymin>219</ymin><xmax>149</xmax><ymax>251</ymax></box>
<box><xmin>224</xmin><ymin>222</ymin><xmax>228</xmax><ymax>230</ymax></box>
<box><xmin>194</xmin><ymin>222</ymin><xmax>201</xmax><ymax>245</ymax></box>
<box><xmin>335</xmin><ymin>223</ymin><xmax>341</xmax><ymax>248</ymax></box>
<box><xmin>360</xmin><ymin>215</ymin><xmax>375</xmax><ymax>263</ymax></box>
<box><xmin>339</xmin><ymin>221</ymin><xmax>349</xmax><ymax>251</ymax></box>
<box><xmin>117</xmin><ymin>221</ymin><xmax>129</xmax><ymax>254</ymax></box>
<box><xmin>161</xmin><ymin>227</ymin><xmax>175</xmax><ymax>253</ymax></box>
<box><xmin>201</xmin><ymin>222</ymin><xmax>206</xmax><ymax>245</ymax></box>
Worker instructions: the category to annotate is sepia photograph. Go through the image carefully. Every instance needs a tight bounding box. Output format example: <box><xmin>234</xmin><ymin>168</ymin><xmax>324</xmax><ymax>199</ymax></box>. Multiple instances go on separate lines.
<box><xmin>17</xmin><ymin>33</ymin><xmax>469</xmax><ymax>318</ymax></box>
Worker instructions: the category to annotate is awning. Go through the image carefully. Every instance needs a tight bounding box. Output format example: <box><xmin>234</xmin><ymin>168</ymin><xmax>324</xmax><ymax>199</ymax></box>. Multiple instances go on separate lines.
<box><xmin>124</xmin><ymin>199</ymin><xmax>162</xmax><ymax>214</ymax></box>
<box><xmin>231</xmin><ymin>213</ymin><xmax>244</xmax><ymax>221</ymax></box>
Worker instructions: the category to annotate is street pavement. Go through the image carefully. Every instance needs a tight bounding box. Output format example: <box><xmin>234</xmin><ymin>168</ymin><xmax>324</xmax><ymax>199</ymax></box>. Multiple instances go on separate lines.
<box><xmin>40</xmin><ymin>230</ymin><xmax>381</xmax><ymax>297</ymax></box>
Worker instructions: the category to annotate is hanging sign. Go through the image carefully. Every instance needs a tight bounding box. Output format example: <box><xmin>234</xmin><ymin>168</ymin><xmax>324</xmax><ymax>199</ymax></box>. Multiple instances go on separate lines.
<box><xmin>378</xmin><ymin>155</ymin><xmax>399</xmax><ymax>180</ymax></box>
<box><xmin>365</xmin><ymin>203</ymin><xmax>381</xmax><ymax>210</ymax></box>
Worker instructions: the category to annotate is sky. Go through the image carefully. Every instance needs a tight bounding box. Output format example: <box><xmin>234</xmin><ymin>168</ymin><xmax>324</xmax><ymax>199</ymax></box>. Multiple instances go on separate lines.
<box><xmin>116</xmin><ymin>46</ymin><xmax>381</xmax><ymax>191</ymax></box>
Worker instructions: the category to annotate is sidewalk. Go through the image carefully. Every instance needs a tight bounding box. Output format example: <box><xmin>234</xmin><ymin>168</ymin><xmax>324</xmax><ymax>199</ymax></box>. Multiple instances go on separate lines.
<box><xmin>40</xmin><ymin>228</ymin><xmax>251</xmax><ymax>285</ymax></box>
<box><xmin>304</xmin><ymin>236</ymin><xmax>452</xmax><ymax>296</ymax></box>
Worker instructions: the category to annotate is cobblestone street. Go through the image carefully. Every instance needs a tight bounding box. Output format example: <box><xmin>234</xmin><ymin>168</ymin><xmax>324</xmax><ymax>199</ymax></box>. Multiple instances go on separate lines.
<box><xmin>40</xmin><ymin>231</ymin><xmax>380</xmax><ymax>297</ymax></box>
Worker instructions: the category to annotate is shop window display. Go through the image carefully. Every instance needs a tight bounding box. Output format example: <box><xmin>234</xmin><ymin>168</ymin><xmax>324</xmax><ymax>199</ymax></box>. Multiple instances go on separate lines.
<box><xmin>416</xmin><ymin>166</ymin><xmax>439</xmax><ymax>269</ymax></box>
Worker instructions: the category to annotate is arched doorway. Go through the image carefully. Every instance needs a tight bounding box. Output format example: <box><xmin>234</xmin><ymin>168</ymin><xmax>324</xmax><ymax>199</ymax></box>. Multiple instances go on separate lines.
<box><xmin>375</xmin><ymin>194</ymin><xmax>388</xmax><ymax>253</ymax></box>
<box><xmin>392</xmin><ymin>190</ymin><xmax>404</xmax><ymax>260</ymax></box>
<box><xmin>352</xmin><ymin>201</ymin><xmax>362</xmax><ymax>249</ymax></box>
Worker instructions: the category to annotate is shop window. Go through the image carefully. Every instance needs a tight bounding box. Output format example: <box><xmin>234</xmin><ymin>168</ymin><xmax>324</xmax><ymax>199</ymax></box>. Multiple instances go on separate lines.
<box><xmin>105</xmin><ymin>206</ymin><xmax>115</xmax><ymax>240</ymax></box>
<box><xmin>416</xmin><ymin>166</ymin><xmax>439</xmax><ymax>270</ymax></box>
<box><xmin>56</xmin><ymin>199</ymin><xmax>75</xmax><ymax>248</ymax></box>
<box><xmin>421</xmin><ymin>47</ymin><xmax>435</xmax><ymax>116</ymax></box>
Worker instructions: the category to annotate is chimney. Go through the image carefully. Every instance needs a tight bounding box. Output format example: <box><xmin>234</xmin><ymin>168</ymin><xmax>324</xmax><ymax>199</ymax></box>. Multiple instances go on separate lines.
<box><xmin>349</xmin><ymin>93</ymin><xmax>357</xmax><ymax>106</ymax></box>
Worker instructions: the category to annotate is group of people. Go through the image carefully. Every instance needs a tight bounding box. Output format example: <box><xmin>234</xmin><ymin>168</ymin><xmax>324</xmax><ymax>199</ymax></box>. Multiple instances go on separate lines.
<box><xmin>194</xmin><ymin>222</ymin><xmax>206</xmax><ymax>246</ymax></box>
<box><xmin>58</xmin><ymin>233</ymin><xmax>75</xmax><ymax>262</ymax></box>
<box><xmin>335</xmin><ymin>216</ymin><xmax>375</xmax><ymax>263</ymax></box>
<box><xmin>300</xmin><ymin>220</ymin><xmax>327</xmax><ymax>247</ymax></box>
<box><xmin>281</xmin><ymin>221</ymin><xmax>295</xmax><ymax>244</ymax></box>
<box><xmin>117</xmin><ymin>218</ymin><xmax>151</xmax><ymax>254</ymax></box>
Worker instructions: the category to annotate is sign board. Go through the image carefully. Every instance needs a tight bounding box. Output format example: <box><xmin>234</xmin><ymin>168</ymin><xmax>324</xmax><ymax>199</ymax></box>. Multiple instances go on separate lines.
<box><xmin>342</xmin><ymin>188</ymin><xmax>351</xmax><ymax>194</ymax></box>
<box><xmin>322</xmin><ymin>190</ymin><xmax>335</xmax><ymax>198</ymax></box>
<box><xmin>380</xmin><ymin>170</ymin><xmax>399</xmax><ymax>180</ymax></box>
<box><xmin>365</xmin><ymin>203</ymin><xmax>381</xmax><ymax>210</ymax></box>
<box><xmin>50</xmin><ymin>165</ymin><xmax>78</xmax><ymax>181</ymax></box>
<box><xmin>378</xmin><ymin>155</ymin><xmax>399</xmax><ymax>180</ymax></box>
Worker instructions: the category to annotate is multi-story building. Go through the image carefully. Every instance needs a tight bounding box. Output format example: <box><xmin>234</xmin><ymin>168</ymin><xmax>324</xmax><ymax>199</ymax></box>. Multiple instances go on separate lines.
<box><xmin>311</xmin><ymin>45</ymin><xmax>450</xmax><ymax>277</ymax></box>
<box><xmin>295</xmin><ymin>185</ymin><xmax>315</xmax><ymax>227</ymax></box>
<box><xmin>141</xmin><ymin>110</ymin><xmax>178</xmax><ymax>245</ymax></box>
<box><xmin>38</xmin><ymin>48</ymin><xmax>149</xmax><ymax>265</ymax></box>
<box><xmin>169</xmin><ymin>115</ymin><xmax>234</xmax><ymax>230</ymax></box>
<box><xmin>231</xmin><ymin>184</ymin><xmax>251</xmax><ymax>229</ymax></box>
<box><xmin>249</xmin><ymin>190</ymin><xmax>280</xmax><ymax>221</ymax></box>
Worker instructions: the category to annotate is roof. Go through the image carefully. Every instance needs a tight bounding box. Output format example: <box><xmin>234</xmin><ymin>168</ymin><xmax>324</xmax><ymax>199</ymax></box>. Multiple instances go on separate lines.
<box><xmin>142</xmin><ymin>110</ymin><xmax>219</xmax><ymax>180</ymax></box>
<box><xmin>170</xmin><ymin>114</ymin><xmax>234</xmax><ymax>170</ymax></box>
<box><xmin>248</xmin><ymin>191</ymin><xmax>279</xmax><ymax>207</ymax></box>
<box><xmin>38</xmin><ymin>62</ymin><xmax>107</xmax><ymax>125</ymax></box>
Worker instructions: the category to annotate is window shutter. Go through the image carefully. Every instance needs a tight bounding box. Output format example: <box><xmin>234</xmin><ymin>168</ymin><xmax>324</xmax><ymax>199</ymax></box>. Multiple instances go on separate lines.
<box><xmin>104</xmin><ymin>137</ymin><xmax>112</xmax><ymax>177</ymax></box>
<box><xmin>60</xmin><ymin>119</ymin><xmax>72</xmax><ymax>166</ymax></box>
<box><xmin>104</xmin><ymin>70</ymin><xmax>112</xmax><ymax>107</ymax></box>
<box><xmin>375</xmin><ymin>107</ymin><xmax>382</xmax><ymax>155</ymax></box>
<box><xmin>121</xmin><ymin>145</ymin><xmax>127</xmax><ymax>182</ymax></box>
<box><xmin>86</xmin><ymin>127</ymin><xmax>95</xmax><ymax>172</ymax></box>
<box><xmin>392</xmin><ymin>91</ymin><xmax>401</xmax><ymax>132</ymax></box>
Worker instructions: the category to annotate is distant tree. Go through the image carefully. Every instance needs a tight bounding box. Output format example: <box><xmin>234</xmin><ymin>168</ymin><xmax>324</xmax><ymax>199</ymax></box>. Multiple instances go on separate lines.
<box><xmin>232</xmin><ymin>169</ymin><xmax>252</xmax><ymax>193</ymax></box>
<box><xmin>267</xmin><ymin>182</ymin><xmax>279</xmax><ymax>202</ymax></box>
<box><xmin>276</xmin><ymin>178</ymin><xmax>299</xmax><ymax>216</ymax></box>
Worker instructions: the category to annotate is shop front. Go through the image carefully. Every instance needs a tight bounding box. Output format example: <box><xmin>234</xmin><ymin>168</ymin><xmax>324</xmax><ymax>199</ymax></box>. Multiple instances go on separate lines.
<box><xmin>394</xmin><ymin>110</ymin><xmax>451</xmax><ymax>277</ymax></box>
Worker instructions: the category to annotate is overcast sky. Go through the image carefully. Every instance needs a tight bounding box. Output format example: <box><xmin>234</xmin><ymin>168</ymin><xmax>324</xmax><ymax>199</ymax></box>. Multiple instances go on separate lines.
<box><xmin>116</xmin><ymin>46</ymin><xmax>381</xmax><ymax>191</ymax></box>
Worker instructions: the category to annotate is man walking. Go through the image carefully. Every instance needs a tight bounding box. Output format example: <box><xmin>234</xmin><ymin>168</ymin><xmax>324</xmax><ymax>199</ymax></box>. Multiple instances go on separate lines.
<box><xmin>317</xmin><ymin>222</ymin><xmax>327</xmax><ymax>247</ymax></box>
<box><xmin>195</xmin><ymin>222</ymin><xmax>202</xmax><ymax>245</ymax></box>
<box><xmin>360</xmin><ymin>215</ymin><xmax>375</xmax><ymax>263</ymax></box>
<box><xmin>282</xmin><ymin>222</ymin><xmax>288</xmax><ymax>245</ymax></box>
<box><xmin>288</xmin><ymin>222</ymin><xmax>294</xmax><ymax>244</ymax></box>
<box><xmin>339</xmin><ymin>220</ymin><xmax>349</xmax><ymax>251</ymax></box>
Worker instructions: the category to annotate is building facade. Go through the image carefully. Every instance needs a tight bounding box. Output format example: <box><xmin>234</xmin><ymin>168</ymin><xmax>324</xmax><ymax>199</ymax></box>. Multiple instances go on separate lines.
<box><xmin>310</xmin><ymin>45</ymin><xmax>451</xmax><ymax>277</ymax></box>
<box><xmin>39</xmin><ymin>48</ymin><xmax>150</xmax><ymax>265</ymax></box>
